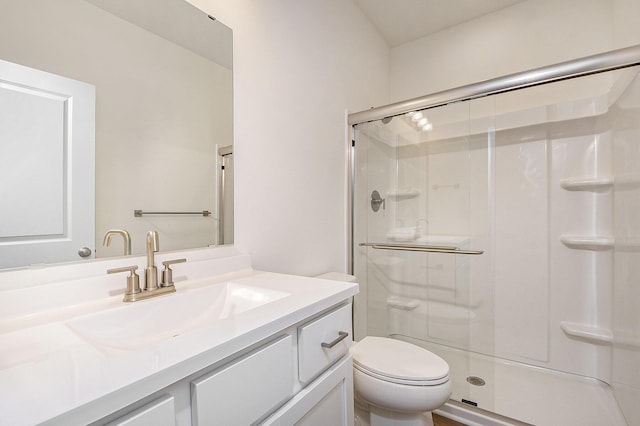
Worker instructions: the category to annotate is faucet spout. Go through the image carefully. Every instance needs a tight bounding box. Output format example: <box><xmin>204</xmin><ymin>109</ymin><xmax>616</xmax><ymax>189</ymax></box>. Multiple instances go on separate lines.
<box><xmin>107</xmin><ymin>231</ymin><xmax>178</xmax><ymax>302</ymax></box>
<box><xmin>144</xmin><ymin>231</ymin><xmax>159</xmax><ymax>290</ymax></box>
<box><xmin>103</xmin><ymin>229</ymin><xmax>132</xmax><ymax>255</ymax></box>
<box><xmin>146</xmin><ymin>230</ymin><xmax>159</xmax><ymax>267</ymax></box>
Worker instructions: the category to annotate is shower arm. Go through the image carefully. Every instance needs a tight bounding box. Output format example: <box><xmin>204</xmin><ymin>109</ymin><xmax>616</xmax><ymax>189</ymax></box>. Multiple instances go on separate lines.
<box><xmin>359</xmin><ymin>242</ymin><xmax>483</xmax><ymax>255</ymax></box>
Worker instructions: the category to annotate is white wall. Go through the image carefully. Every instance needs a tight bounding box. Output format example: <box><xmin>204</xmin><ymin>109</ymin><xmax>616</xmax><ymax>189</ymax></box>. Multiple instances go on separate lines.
<box><xmin>389</xmin><ymin>0</ymin><xmax>640</xmax><ymax>102</ymax></box>
<box><xmin>186</xmin><ymin>0</ymin><xmax>390</xmax><ymax>275</ymax></box>
<box><xmin>612</xmin><ymin>0</ymin><xmax>640</xmax><ymax>49</ymax></box>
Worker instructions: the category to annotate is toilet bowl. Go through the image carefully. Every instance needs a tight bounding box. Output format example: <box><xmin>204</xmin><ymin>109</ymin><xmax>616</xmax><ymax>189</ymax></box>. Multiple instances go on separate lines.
<box><xmin>350</xmin><ymin>336</ymin><xmax>452</xmax><ymax>426</ymax></box>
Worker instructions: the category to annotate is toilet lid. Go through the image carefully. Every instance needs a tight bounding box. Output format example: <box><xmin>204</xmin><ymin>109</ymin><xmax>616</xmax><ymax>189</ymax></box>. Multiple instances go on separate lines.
<box><xmin>350</xmin><ymin>337</ymin><xmax>449</xmax><ymax>384</ymax></box>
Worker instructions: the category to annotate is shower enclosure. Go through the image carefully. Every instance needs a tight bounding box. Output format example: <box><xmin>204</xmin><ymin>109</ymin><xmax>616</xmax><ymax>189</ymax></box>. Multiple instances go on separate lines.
<box><xmin>349</xmin><ymin>46</ymin><xmax>640</xmax><ymax>426</ymax></box>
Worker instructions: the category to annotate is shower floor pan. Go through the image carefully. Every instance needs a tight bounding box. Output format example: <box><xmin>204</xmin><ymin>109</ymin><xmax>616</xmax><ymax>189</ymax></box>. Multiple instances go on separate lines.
<box><xmin>393</xmin><ymin>335</ymin><xmax>627</xmax><ymax>426</ymax></box>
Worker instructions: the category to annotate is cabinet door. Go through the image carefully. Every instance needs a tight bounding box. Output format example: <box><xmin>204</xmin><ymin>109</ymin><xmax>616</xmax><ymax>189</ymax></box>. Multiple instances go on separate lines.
<box><xmin>191</xmin><ymin>335</ymin><xmax>294</xmax><ymax>425</ymax></box>
<box><xmin>106</xmin><ymin>395</ymin><xmax>175</xmax><ymax>426</ymax></box>
<box><xmin>261</xmin><ymin>355</ymin><xmax>354</xmax><ymax>426</ymax></box>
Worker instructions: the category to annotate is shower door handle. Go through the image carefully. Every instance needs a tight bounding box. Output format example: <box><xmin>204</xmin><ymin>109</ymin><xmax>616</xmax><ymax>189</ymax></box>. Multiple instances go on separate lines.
<box><xmin>360</xmin><ymin>242</ymin><xmax>484</xmax><ymax>255</ymax></box>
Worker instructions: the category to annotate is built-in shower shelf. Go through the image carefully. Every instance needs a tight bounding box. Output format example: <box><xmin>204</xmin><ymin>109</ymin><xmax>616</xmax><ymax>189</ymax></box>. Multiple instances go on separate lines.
<box><xmin>560</xmin><ymin>235</ymin><xmax>614</xmax><ymax>250</ymax></box>
<box><xmin>387</xmin><ymin>296</ymin><xmax>420</xmax><ymax>311</ymax></box>
<box><xmin>560</xmin><ymin>177</ymin><xmax>613</xmax><ymax>191</ymax></box>
<box><xmin>560</xmin><ymin>321</ymin><xmax>612</xmax><ymax>345</ymax></box>
<box><xmin>387</xmin><ymin>188</ymin><xmax>420</xmax><ymax>199</ymax></box>
<box><xmin>386</xmin><ymin>227</ymin><xmax>419</xmax><ymax>241</ymax></box>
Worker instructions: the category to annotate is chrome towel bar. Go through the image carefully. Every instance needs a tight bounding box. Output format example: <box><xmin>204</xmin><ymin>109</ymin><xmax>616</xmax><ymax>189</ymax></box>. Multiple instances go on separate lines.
<box><xmin>359</xmin><ymin>242</ymin><xmax>483</xmax><ymax>255</ymax></box>
<box><xmin>134</xmin><ymin>210</ymin><xmax>211</xmax><ymax>217</ymax></box>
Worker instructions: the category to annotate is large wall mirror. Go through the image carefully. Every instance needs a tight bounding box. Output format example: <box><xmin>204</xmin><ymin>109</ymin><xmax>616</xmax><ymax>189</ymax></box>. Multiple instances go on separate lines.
<box><xmin>0</xmin><ymin>0</ymin><xmax>233</xmax><ymax>269</ymax></box>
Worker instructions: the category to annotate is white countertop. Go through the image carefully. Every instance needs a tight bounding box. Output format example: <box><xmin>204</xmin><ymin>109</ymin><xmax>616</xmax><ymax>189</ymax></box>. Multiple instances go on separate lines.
<box><xmin>0</xmin><ymin>267</ymin><xmax>358</xmax><ymax>425</ymax></box>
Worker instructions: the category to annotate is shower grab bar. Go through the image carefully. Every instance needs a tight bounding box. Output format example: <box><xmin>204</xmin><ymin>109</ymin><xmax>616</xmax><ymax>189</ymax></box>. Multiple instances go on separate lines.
<box><xmin>359</xmin><ymin>242</ymin><xmax>483</xmax><ymax>255</ymax></box>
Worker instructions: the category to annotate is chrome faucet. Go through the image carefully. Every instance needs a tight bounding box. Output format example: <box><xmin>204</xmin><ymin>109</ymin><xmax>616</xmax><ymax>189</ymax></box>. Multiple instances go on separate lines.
<box><xmin>103</xmin><ymin>229</ymin><xmax>131</xmax><ymax>255</ymax></box>
<box><xmin>145</xmin><ymin>230</ymin><xmax>159</xmax><ymax>290</ymax></box>
<box><xmin>107</xmin><ymin>230</ymin><xmax>187</xmax><ymax>302</ymax></box>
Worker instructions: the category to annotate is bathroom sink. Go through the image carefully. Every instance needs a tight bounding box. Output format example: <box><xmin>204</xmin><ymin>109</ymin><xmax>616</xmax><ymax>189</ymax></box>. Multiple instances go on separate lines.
<box><xmin>65</xmin><ymin>282</ymin><xmax>290</xmax><ymax>351</ymax></box>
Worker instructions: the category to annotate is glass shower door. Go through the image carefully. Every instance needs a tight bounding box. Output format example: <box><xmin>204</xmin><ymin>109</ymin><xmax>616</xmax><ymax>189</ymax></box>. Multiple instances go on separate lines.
<box><xmin>352</xmin><ymin>59</ymin><xmax>640</xmax><ymax>425</ymax></box>
<box><xmin>352</xmin><ymin>99</ymin><xmax>491</xmax><ymax>406</ymax></box>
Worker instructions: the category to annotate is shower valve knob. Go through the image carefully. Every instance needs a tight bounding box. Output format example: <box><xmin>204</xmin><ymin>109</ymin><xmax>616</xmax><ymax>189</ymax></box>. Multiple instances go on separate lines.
<box><xmin>371</xmin><ymin>190</ymin><xmax>385</xmax><ymax>212</ymax></box>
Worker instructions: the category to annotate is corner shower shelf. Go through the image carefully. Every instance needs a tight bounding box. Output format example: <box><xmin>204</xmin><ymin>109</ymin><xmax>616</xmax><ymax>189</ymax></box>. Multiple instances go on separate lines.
<box><xmin>387</xmin><ymin>188</ymin><xmax>420</xmax><ymax>200</ymax></box>
<box><xmin>560</xmin><ymin>321</ymin><xmax>613</xmax><ymax>345</ymax></box>
<box><xmin>560</xmin><ymin>177</ymin><xmax>613</xmax><ymax>192</ymax></box>
<box><xmin>560</xmin><ymin>235</ymin><xmax>614</xmax><ymax>250</ymax></box>
<box><xmin>387</xmin><ymin>296</ymin><xmax>420</xmax><ymax>311</ymax></box>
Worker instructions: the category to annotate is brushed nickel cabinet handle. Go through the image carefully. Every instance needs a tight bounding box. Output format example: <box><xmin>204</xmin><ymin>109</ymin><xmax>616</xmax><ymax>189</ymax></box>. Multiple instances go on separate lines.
<box><xmin>321</xmin><ymin>331</ymin><xmax>349</xmax><ymax>348</ymax></box>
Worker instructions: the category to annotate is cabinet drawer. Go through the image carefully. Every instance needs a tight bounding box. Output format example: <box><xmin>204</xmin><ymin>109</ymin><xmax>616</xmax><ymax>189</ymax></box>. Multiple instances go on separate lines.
<box><xmin>106</xmin><ymin>395</ymin><xmax>175</xmax><ymax>426</ymax></box>
<box><xmin>191</xmin><ymin>335</ymin><xmax>294</xmax><ymax>425</ymax></box>
<box><xmin>298</xmin><ymin>304</ymin><xmax>352</xmax><ymax>384</ymax></box>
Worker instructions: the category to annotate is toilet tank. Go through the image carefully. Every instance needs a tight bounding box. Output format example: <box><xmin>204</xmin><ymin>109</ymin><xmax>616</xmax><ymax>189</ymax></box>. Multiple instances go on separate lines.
<box><xmin>315</xmin><ymin>272</ymin><xmax>356</xmax><ymax>282</ymax></box>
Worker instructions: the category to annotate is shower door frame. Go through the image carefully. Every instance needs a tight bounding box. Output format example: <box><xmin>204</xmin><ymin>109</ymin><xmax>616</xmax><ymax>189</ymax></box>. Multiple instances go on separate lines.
<box><xmin>347</xmin><ymin>44</ymin><xmax>640</xmax><ymax>274</ymax></box>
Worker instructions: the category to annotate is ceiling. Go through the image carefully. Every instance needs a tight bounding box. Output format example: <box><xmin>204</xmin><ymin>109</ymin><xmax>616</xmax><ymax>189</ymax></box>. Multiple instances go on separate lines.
<box><xmin>354</xmin><ymin>0</ymin><xmax>526</xmax><ymax>47</ymax></box>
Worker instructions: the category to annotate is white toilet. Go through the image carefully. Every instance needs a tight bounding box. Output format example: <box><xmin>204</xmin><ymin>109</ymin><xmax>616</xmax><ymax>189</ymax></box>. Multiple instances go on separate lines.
<box><xmin>314</xmin><ymin>273</ymin><xmax>451</xmax><ymax>425</ymax></box>
<box><xmin>350</xmin><ymin>336</ymin><xmax>452</xmax><ymax>426</ymax></box>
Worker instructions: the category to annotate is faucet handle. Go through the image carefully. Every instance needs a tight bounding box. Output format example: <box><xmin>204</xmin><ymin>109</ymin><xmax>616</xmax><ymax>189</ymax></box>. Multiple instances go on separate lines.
<box><xmin>160</xmin><ymin>258</ymin><xmax>187</xmax><ymax>288</ymax></box>
<box><xmin>108</xmin><ymin>265</ymin><xmax>141</xmax><ymax>302</ymax></box>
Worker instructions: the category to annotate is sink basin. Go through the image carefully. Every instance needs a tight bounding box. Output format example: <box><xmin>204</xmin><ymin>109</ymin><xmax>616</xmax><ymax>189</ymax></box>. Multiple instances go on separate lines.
<box><xmin>66</xmin><ymin>282</ymin><xmax>290</xmax><ymax>351</ymax></box>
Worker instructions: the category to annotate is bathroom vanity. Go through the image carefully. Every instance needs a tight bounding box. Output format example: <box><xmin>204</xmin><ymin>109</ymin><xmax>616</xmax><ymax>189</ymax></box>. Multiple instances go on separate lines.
<box><xmin>0</xmin><ymin>247</ymin><xmax>358</xmax><ymax>425</ymax></box>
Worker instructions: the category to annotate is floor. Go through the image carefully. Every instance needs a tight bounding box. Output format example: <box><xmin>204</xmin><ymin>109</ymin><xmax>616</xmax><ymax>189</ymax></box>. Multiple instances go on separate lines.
<box><xmin>433</xmin><ymin>413</ymin><xmax>466</xmax><ymax>426</ymax></box>
<box><xmin>355</xmin><ymin>402</ymin><xmax>467</xmax><ymax>426</ymax></box>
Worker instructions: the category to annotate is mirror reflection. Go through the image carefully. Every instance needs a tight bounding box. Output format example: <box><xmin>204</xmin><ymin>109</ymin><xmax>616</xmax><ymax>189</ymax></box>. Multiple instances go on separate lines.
<box><xmin>0</xmin><ymin>0</ymin><xmax>233</xmax><ymax>269</ymax></box>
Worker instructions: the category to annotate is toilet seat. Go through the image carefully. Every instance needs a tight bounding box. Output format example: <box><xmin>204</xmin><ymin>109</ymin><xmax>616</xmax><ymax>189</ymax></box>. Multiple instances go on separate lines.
<box><xmin>351</xmin><ymin>337</ymin><xmax>449</xmax><ymax>386</ymax></box>
<box><xmin>353</xmin><ymin>363</ymin><xmax>449</xmax><ymax>386</ymax></box>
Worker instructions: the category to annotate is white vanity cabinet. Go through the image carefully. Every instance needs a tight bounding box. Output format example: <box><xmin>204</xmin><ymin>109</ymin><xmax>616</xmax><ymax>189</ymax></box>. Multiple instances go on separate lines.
<box><xmin>261</xmin><ymin>303</ymin><xmax>354</xmax><ymax>426</ymax></box>
<box><xmin>2</xmin><ymin>262</ymin><xmax>359</xmax><ymax>426</ymax></box>
<box><xmin>90</xmin><ymin>302</ymin><xmax>354</xmax><ymax>426</ymax></box>
<box><xmin>189</xmin><ymin>303</ymin><xmax>354</xmax><ymax>426</ymax></box>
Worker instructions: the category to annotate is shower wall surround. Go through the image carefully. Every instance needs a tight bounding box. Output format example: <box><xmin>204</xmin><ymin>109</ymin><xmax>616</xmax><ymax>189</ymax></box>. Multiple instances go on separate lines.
<box><xmin>611</xmin><ymin>76</ymin><xmax>640</xmax><ymax>426</ymax></box>
<box><xmin>353</xmin><ymin>65</ymin><xmax>640</xmax><ymax>425</ymax></box>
